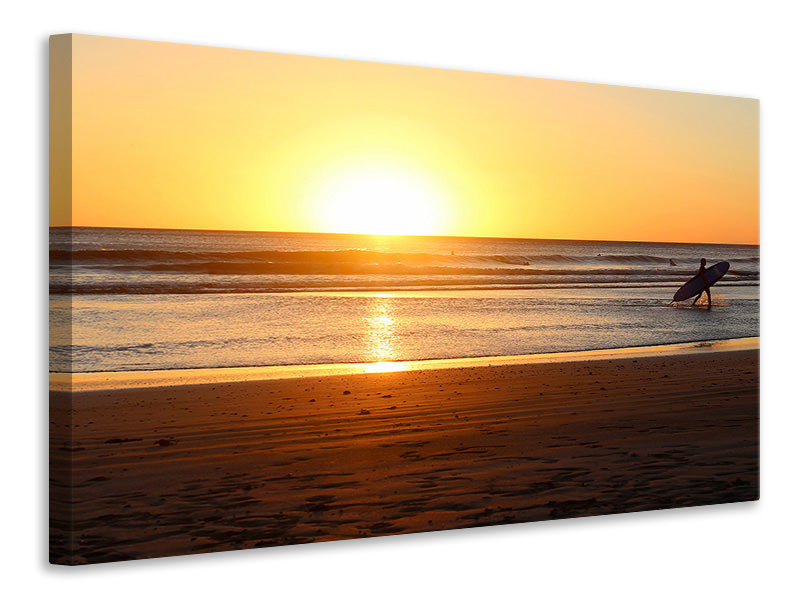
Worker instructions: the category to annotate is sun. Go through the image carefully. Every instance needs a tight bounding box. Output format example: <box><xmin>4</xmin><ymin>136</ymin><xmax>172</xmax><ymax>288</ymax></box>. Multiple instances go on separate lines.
<box><xmin>316</xmin><ymin>166</ymin><xmax>443</xmax><ymax>236</ymax></box>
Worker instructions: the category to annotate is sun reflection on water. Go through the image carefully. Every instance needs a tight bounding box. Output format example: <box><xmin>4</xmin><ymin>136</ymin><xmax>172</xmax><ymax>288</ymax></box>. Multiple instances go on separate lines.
<box><xmin>364</xmin><ymin>295</ymin><xmax>403</xmax><ymax>368</ymax></box>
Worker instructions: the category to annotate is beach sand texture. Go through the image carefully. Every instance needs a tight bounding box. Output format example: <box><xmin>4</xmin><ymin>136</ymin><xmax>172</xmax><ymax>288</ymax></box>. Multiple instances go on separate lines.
<box><xmin>50</xmin><ymin>349</ymin><xmax>758</xmax><ymax>564</ymax></box>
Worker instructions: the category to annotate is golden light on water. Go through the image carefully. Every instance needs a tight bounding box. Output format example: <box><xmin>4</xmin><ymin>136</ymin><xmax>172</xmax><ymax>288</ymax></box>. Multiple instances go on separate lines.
<box><xmin>364</xmin><ymin>296</ymin><xmax>400</xmax><ymax>363</ymax></box>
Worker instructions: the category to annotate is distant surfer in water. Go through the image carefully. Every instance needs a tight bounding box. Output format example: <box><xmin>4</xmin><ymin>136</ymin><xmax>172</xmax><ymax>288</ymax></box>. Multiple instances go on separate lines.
<box><xmin>691</xmin><ymin>258</ymin><xmax>712</xmax><ymax>309</ymax></box>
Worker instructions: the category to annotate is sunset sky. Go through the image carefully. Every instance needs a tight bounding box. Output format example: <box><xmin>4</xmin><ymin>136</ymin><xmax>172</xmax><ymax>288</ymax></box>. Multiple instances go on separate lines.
<box><xmin>51</xmin><ymin>34</ymin><xmax>759</xmax><ymax>244</ymax></box>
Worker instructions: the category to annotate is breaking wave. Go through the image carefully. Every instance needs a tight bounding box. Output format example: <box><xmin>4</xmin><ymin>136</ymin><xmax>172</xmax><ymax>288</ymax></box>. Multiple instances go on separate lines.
<box><xmin>50</xmin><ymin>229</ymin><xmax>760</xmax><ymax>295</ymax></box>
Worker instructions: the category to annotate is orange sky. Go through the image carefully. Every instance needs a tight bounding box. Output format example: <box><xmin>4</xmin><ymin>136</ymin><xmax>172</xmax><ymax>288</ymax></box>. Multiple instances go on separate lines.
<box><xmin>51</xmin><ymin>34</ymin><xmax>759</xmax><ymax>244</ymax></box>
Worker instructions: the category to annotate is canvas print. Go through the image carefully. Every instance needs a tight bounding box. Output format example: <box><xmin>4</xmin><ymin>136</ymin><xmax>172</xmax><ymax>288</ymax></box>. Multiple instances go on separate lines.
<box><xmin>49</xmin><ymin>34</ymin><xmax>759</xmax><ymax>565</ymax></box>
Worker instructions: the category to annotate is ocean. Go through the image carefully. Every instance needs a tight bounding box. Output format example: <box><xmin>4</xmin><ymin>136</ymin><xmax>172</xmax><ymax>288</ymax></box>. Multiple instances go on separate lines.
<box><xmin>50</xmin><ymin>227</ymin><xmax>759</xmax><ymax>373</ymax></box>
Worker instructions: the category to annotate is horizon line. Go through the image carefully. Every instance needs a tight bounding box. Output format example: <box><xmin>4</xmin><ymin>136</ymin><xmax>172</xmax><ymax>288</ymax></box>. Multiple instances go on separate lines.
<box><xmin>49</xmin><ymin>224</ymin><xmax>760</xmax><ymax>247</ymax></box>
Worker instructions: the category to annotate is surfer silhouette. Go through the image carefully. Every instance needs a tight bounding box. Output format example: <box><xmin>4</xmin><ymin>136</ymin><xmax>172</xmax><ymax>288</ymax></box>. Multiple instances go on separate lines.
<box><xmin>691</xmin><ymin>258</ymin><xmax>712</xmax><ymax>309</ymax></box>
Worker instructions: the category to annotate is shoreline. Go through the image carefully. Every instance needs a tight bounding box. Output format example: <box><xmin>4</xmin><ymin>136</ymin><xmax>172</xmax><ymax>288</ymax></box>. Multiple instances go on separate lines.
<box><xmin>51</xmin><ymin>336</ymin><xmax>759</xmax><ymax>392</ymax></box>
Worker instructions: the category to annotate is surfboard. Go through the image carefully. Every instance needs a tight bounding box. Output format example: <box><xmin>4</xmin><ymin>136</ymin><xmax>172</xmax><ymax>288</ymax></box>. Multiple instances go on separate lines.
<box><xmin>673</xmin><ymin>261</ymin><xmax>730</xmax><ymax>302</ymax></box>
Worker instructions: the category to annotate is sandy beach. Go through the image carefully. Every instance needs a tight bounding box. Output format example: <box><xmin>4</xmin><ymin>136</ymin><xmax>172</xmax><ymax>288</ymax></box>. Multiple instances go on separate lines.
<box><xmin>50</xmin><ymin>348</ymin><xmax>759</xmax><ymax>564</ymax></box>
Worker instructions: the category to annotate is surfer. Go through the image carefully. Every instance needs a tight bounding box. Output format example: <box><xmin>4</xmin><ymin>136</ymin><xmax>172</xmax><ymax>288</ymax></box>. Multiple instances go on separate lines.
<box><xmin>691</xmin><ymin>258</ymin><xmax>712</xmax><ymax>309</ymax></box>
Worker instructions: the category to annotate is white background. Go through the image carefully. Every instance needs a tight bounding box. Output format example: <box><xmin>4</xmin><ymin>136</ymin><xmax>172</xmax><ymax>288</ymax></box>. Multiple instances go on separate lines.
<box><xmin>3</xmin><ymin>1</ymin><xmax>798</xmax><ymax>598</ymax></box>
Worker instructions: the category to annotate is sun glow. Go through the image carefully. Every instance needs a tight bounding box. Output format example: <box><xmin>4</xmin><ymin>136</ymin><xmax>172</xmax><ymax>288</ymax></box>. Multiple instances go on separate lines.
<box><xmin>316</xmin><ymin>167</ymin><xmax>443</xmax><ymax>236</ymax></box>
<box><xmin>62</xmin><ymin>35</ymin><xmax>759</xmax><ymax>244</ymax></box>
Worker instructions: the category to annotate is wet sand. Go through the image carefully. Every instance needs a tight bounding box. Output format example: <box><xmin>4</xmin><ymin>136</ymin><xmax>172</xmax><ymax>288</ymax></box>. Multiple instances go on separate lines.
<box><xmin>50</xmin><ymin>349</ymin><xmax>759</xmax><ymax>564</ymax></box>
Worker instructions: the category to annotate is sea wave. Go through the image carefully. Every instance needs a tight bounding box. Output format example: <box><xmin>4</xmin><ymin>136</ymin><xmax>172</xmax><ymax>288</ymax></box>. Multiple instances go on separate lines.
<box><xmin>51</xmin><ymin>247</ymin><xmax>761</xmax><ymax>273</ymax></box>
<box><xmin>50</xmin><ymin>274</ymin><xmax>760</xmax><ymax>295</ymax></box>
<box><xmin>50</xmin><ymin>230</ymin><xmax>760</xmax><ymax>295</ymax></box>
